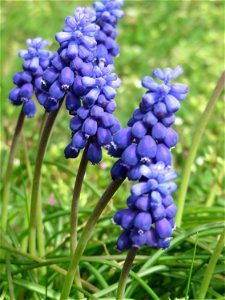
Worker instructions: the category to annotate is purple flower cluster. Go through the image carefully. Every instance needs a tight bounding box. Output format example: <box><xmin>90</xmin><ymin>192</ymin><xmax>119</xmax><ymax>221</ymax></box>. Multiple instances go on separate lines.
<box><xmin>110</xmin><ymin>66</ymin><xmax>188</xmax><ymax>251</ymax></box>
<box><xmin>65</xmin><ymin>61</ymin><xmax>121</xmax><ymax>163</ymax></box>
<box><xmin>94</xmin><ymin>0</ymin><xmax>124</xmax><ymax>64</ymax></box>
<box><xmin>64</xmin><ymin>1</ymin><xmax>124</xmax><ymax>164</ymax></box>
<box><xmin>40</xmin><ymin>7</ymin><xmax>99</xmax><ymax>112</ymax></box>
<box><xmin>8</xmin><ymin>37</ymin><xmax>52</xmax><ymax>117</ymax></box>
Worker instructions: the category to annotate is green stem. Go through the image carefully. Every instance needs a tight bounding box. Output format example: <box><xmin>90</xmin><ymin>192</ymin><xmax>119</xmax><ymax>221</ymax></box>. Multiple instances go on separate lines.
<box><xmin>70</xmin><ymin>145</ymin><xmax>89</xmax><ymax>300</ymax></box>
<box><xmin>70</xmin><ymin>144</ymin><xmax>89</xmax><ymax>254</ymax></box>
<box><xmin>176</xmin><ymin>71</ymin><xmax>225</xmax><ymax>227</ymax></box>
<box><xmin>37</xmin><ymin>188</ymin><xmax>45</xmax><ymax>258</ymax></box>
<box><xmin>60</xmin><ymin>179</ymin><xmax>124</xmax><ymax>300</ymax></box>
<box><xmin>197</xmin><ymin>227</ymin><xmax>225</xmax><ymax>299</ymax></box>
<box><xmin>21</xmin><ymin>111</ymin><xmax>48</xmax><ymax>254</ymax></box>
<box><xmin>28</xmin><ymin>103</ymin><xmax>62</xmax><ymax>255</ymax></box>
<box><xmin>1</xmin><ymin>108</ymin><xmax>25</xmax><ymax>232</ymax></box>
<box><xmin>116</xmin><ymin>247</ymin><xmax>138</xmax><ymax>300</ymax></box>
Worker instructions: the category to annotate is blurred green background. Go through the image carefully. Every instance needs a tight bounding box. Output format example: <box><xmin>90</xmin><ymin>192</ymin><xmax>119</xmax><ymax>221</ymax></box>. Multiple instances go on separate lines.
<box><xmin>0</xmin><ymin>1</ymin><xmax>224</xmax><ymax>298</ymax></box>
<box><xmin>1</xmin><ymin>0</ymin><xmax>224</xmax><ymax>209</ymax></box>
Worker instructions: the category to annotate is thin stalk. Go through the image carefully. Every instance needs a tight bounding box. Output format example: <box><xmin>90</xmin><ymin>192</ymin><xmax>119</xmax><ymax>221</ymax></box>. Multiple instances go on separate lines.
<box><xmin>116</xmin><ymin>247</ymin><xmax>138</xmax><ymax>300</ymax></box>
<box><xmin>60</xmin><ymin>179</ymin><xmax>124</xmax><ymax>300</ymax></box>
<box><xmin>70</xmin><ymin>144</ymin><xmax>89</xmax><ymax>254</ymax></box>
<box><xmin>28</xmin><ymin>102</ymin><xmax>62</xmax><ymax>255</ymax></box>
<box><xmin>2</xmin><ymin>108</ymin><xmax>25</xmax><ymax>232</ymax></box>
<box><xmin>197</xmin><ymin>227</ymin><xmax>225</xmax><ymax>299</ymax></box>
<box><xmin>21</xmin><ymin>111</ymin><xmax>49</xmax><ymax>254</ymax></box>
<box><xmin>37</xmin><ymin>188</ymin><xmax>45</xmax><ymax>258</ymax></box>
<box><xmin>176</xmin><ymin>71</ymin><xmax>225</xmax><ymax>227</ymax></box>
<box><xmin>70</xmin><ymin>144</ymin><xmax>89</xmax><ymax>300</ymax></box>
<box><xmin>21</xmin><ymin>133</ymin><xmax>33</xmax><ymax>184</ymax></box>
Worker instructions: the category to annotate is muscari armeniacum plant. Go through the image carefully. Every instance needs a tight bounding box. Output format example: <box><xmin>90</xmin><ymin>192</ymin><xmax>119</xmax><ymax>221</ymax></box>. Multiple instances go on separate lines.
<box><xmin>59</xmin><ymin>66</ymin><xmax>189</xmax><ymax>300</ymax></box>
<box><xmin>2</xmin><ymin>37</ymin><xmax>52</xmax><ymax>233</ymax></box>
<box><xmin>3</xmin><ymin>1</ymin><xmax>194</xmax><ymax>300</ymax></box>
<box><xmin>28</xmin><ymin>2</ymin><xmax>123</xmax><ymax>258</ymax></box>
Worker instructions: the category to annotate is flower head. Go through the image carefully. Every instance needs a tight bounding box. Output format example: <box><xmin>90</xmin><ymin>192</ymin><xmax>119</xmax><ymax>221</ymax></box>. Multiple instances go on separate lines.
<box><xmin>111</xmin><ymin>66</ymin><xmax>188</xmax><ymax>251</ymax></box>
<box><xmin>40</xmin><ymin>7</ymin><xmax>99</xmax><ymax>112</ymax></box>
<box><xmin>65</xmin><ymin>61</ymin><xmax>121</xmax><ymax>164</ymax></box>
<box><xmin>8</xmin><ymin>37</ymin><xmax>52</xmax><ymax>117</ymax></box>
<box><xmin>94</xmin><ymin>0</ymin><xmax>124</xmax><ymax>63</ymax></box>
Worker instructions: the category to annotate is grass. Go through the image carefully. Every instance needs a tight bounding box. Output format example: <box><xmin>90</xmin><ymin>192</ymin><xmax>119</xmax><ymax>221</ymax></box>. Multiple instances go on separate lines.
<box><xmin>1</xmin><ymin>0</ymin><xmax>225</xmax><ymax>299</ymax></box>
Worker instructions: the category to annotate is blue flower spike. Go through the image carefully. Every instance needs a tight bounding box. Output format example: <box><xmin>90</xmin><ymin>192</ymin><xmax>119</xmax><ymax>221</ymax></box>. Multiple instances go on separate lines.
<box><xmin>8</xmin><ymin>37</ymin><xmax>52</xmax><ymax>117</ymax></box>
<box><xmin>64</xmin><ymin>1</ymin><xmax>124</xmax><ymax>164</ymax></box>
<box><xmin>111</xmin><ymin>66</ymin><xmax>188</xmax><ymax>251</ymax></box>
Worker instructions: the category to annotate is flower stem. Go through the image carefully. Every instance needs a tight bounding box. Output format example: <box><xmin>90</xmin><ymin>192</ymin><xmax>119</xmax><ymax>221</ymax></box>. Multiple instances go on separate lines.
<box><xmin>197</xmin><ymin>227</ymin><xmax>225</xmax><ymax>299</ymax></box>
<box><xmin>2</xmin><ymin>108</ymin><xmax>25</xmax><ymax>232</ymax></box>
<box><xmin>60</xmin><ymin>179</ymin><xmax>124</xmax><ymax>300</ymax></box>
<box><xmin>70</xmin><ymin>144</ymin><xmax>89</xmax><ymax>254</ymax></box>
<box><xmin>116</xmin><ymin>247</ymin><xmax>138</xmax><ymax>300</ymax></box>
<box><xmin>176</xmin><ymin>71</ymin><xmax>225</xmax><ymax>227</ymax></box>
<box><xmin>70</xmin><ymin>145</ymin><xmax>89</xmax><ymax>300</ymax></box>
<box><xmin>28</xmin><ymin>103</ymin><xmax>62</xmax><ymax>255</ymax></box>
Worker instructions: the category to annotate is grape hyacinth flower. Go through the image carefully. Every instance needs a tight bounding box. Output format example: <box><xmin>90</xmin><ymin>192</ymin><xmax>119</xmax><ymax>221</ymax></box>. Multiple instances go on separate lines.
<box><xmin>65</xmin><ymin>61</ymin><xmax>121</xmax><ymax>164</ymax></box>
<box><xmin>110</xmin><ymin>66</ymin><xmax>188</xmax><ymax>251</ymax></box>
<box><xmin>40</xmin><ymin>7</ymin><xmax>99</xmax><ymax>113</ymax></box>
<box><xmin>94</xmin><ymin>0</ymin><xmax>124</xmax><ymax>64</ymax></box>
<box><xmin>8</xmin><ymin>37</ymin><xmax>52</xmax><ymax>117</ymax></box>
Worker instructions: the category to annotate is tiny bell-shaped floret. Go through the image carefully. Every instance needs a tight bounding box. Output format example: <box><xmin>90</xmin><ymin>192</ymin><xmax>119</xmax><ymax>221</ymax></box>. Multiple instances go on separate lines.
<box><xmin>72</xmin><ymin>131</ymin><xmax>87</xmax><ymax>149</ymax></box>
<box><xmin>162</xmin><ymin>113</ymin><xmax>175</xmax><ymax>127</ymax></box>
<box><xmin>9</xmin><ymin>88</ymin><xmax>22</xmax><ymax>105</ymax></box>
<box><xmin>126</xmin><ymin>195</ymin><xmax>137</xmax><ymax>209</ymax></box>
<box><xmin>82</xmin><ymin>118</ymin><xmax>98</xmax><ymax>136</ymax></box>
<box><xmin>64</xmin><ymin>143</ymin><xmax>79</xmax><ymax>159</ymax></box>
<box><xmin>113</xmin><ymin>209</ymin><xmax>128</xmax><ymax>225</ymax></box>
<box><xmin>156</xmin><ymin>144</ymin><xmax>172</xmax><ymax>166</ymax></box>
<box><xmin>49</xmin><ymin>80</ymin><xmax>65</xmax><ymax>100</ymax></box>
<box><xmin>113</xmin><ymin>127</ymin><xmax>132</xmax><ymax>149</ymax></box>
<box><xmin>43</xmin><ymin>97</ymin><xmax>60</xmax><ymax>112</ymax></box>
<box><xmin>142</xmin><ymin>111</ymin><xmax>158</xmax><ymax>127</ymax></box>
<box><xmin>60</xmin><ymin>67</ymin><xmax>75</xmax><ymax>90</ymax></box>
<box><xmin>163</xmin><ymin>128</ymin><xmax>178</xmax><ymax>148</ymax></box>
<box><xmin>111</xmin><ymin>159</ymin><xmax>127</xmax><ymax>180</ymax></box>
<box><xmin>97</xmin><ymin>127</ymin><xmax>112</xmax><ymax>145</ymax></box>
<box><xmin>165</xmin><ymin>94</ymin><xmax>180</xmax><ymax>113</ymax></box>
<box><xmin>121</xmin><ymin>144</ymin><xmax>138</xmax><ymax>167</ymax></box>
<box><xmin>130</xmin><ymin>229</ymin><xmax>147</xmax><ymax>247</ymax></box>
<box><xmin>22</xmin><ymin>99</ymin><xmax>36</xmax><ymax>117</ymax></box>
<box><xmin>121</xmin><ymin>209</ymin><xmax>137</xmax><ymax>230</ymax></box>
<box><xmin>116</xmin><ymin>231</ymin><xmax>132</xmax><ymax>251</ymax></box>
<box><xmin>87</xmin><ymin>142</ymin><xmax>102</xmax><ymax>164</ymax></box>
<box><xmin>165</xmin><ymin>204</ymin><xmax>177</xmax><ymax>219</ymax></box>
<box><xmin>131</xmin><ymin>121</ymin><xmax>147</xmax><ymax>139</ymax></box>
<box><xmin>134</xmin><ymin>212</ymin><xmax>152</xmax><ymax>231</ymax></box>
<box><xmin>152</xmin><ymin>122</ymin><xmax>167</xmax><ymax>140</ymax></box>
<box><xmin>20</xmin><ymin>83</ymin><xmax>33</xmax><ymax>100</ymax></box>
<box><xmin>155</xmin><ymin>218</ymin><xmax>172</xmax><ymax>239</ymax></box>
<box><xmin>135</xmin><ymin>196</ymin><xmax>150</xmax><ymax>211</ymax></box>
<box><xmin>146</xmin><ymin>229</ymin><xmax>158</xmax><ymax>247</ymax></box>
<box><xmin>162</xmin><ymin>195</ymin><xmax>174</xmax><ymax>207</ymax></box>
<box><xmin>42</xmin><ymin>67</ymin><xmax>59</xmax><ymax>85</ymax></box>
<box><xmin>151</xmin><ymin>205</ymin><xmax>166</xmax><ymax>220</ymax></box>
<box><xmin>150</xmin><ymin>191</ymin><xmax>162</xmax><ymax>207</ymax></box>
<box><xmin>136</xmin><ymin>135</ymin><xmax>157</xmax><ymax>160</ymax></box>
<box><xmin>66</xmin><ymin>92</ymin><xmax>81</xmax><ymax>114</ymax></box>
<box><xmin>153</xmin><ymin>102</ymin><xmax>167</xmax><ymax>119</ymax></box>
<box><xmin>157</xmin><ymin>182</ymin><xmax>177</xmax><ymax>195</ymax></box>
